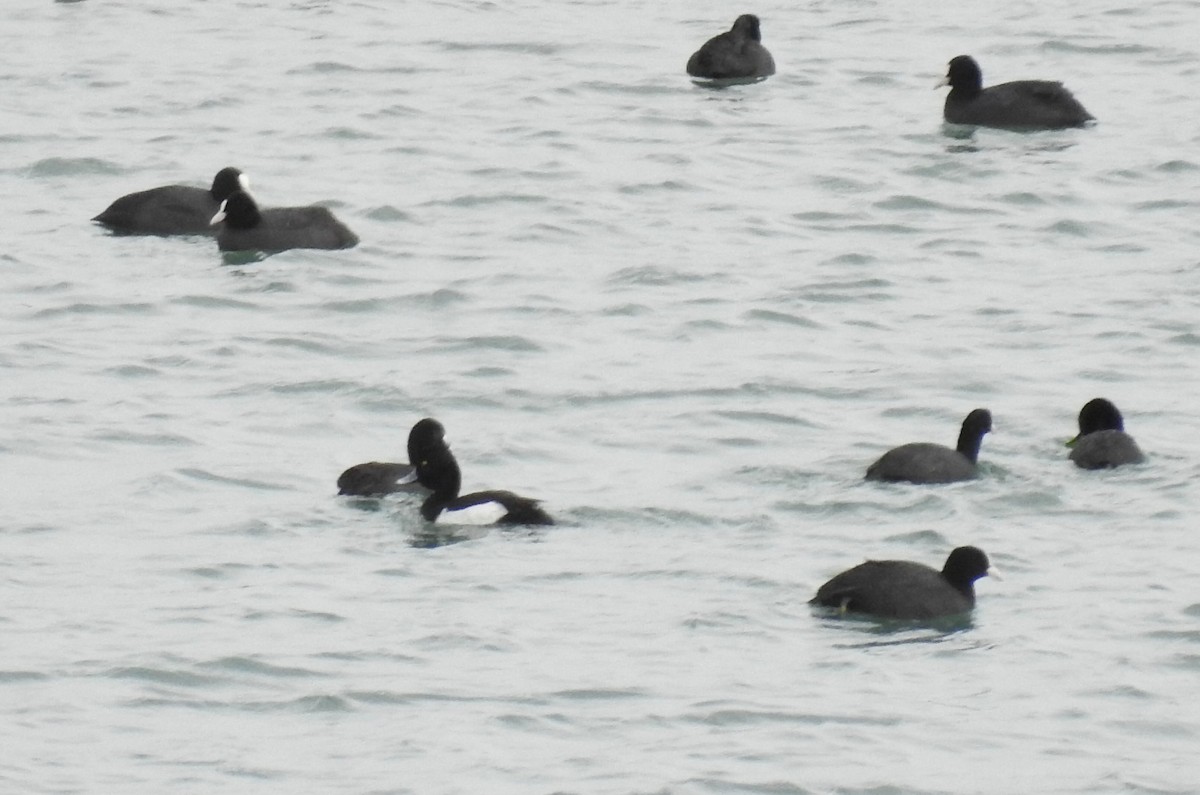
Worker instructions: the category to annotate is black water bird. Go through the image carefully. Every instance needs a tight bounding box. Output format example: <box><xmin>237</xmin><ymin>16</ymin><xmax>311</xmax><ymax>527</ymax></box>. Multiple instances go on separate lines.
<box><xmin>1068</xmin><ymin>398</ymin><xmax>1144</xmax><ymax>470</ymax></box>
<box><xmin>686</xmin><ymin>14</ymin><xmax>776</xmax><ymax>80</ymax></box>
<box><xmin>865</xmin><ymin>408</ymin><xmax>992</xmax><ymax>485</ymax></box>
<box><xmin>940</xmin><ymin>55</ymin><xmax>1094</xmax><ymax>130</ymax></box>
<box><xmin>413</xmin><ymin>431</ymin><xmax>553</xmax><ymax>526</ymax></box>
<box><xmin>337</xmin><ymin>418</ymin><xmax>445</xmax><ymax>496</ymax></box>
<box><xmin>811</xmin><ymin>546</ymin><xmax>993</xmax><ymax>620</ymax></box>
<box><xmin>210</xmin><ymin>190</ymin><xmax>358</xmax><ymax>252</ymax></box>
<box><xmin>93</xmin><ymin>166</ymin><xmax>247</xmax><ymax>235</ymax></box>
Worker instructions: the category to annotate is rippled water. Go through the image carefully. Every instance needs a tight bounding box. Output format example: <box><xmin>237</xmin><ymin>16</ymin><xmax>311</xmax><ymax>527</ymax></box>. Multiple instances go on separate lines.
<box><xmin>4</xmin><ymin>1</ymin><xmax>1200</xmax><ymax>792</ymax></box>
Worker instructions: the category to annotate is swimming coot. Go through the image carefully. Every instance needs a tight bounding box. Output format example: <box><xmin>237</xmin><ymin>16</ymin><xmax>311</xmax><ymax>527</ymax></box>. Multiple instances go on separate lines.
<box><xmin>337</xmin><ymin>418</ymin><xmax>445</xmax><ymax>496</ymax></box>
<box><xmin>865</xmin><ymin>408</ymin><xmax>992</xmax><ymax>484</ymax></box>
<box><xmin>811</xmin><ymin>546</ymin><xmax>992</xmax><ymax>620</ymax></box>
<box><xmin>686</xmin><ymin>14</ymin><xmax>776</xmax><ymax>80</ymax></box>
<box><xmin>412</xmin><ymin>429</ymin><xmax>553</xmax><ymax>526</ymax></box>
<box><xmin>940</xmin><ymin>55</ymin><xmax>1094</xmax><ymax>130</ymax></box>
<box><xmin>210</xmin><ymin>190</ymin><xmax>358</xmax><ymax>252</ymax></box>
<box><xmin>93</xmin><ymin>166</ymin><xmax>247</xmax><ymax>235</ymax></box>
<box><xmin>1068</xmin><ymin>398</ymin><xmax>1144</xmax><ymax>470</ymax></box>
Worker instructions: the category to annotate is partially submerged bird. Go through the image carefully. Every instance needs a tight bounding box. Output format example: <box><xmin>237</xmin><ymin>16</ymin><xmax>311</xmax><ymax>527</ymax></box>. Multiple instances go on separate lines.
<box><xmin>93</xmin><ymin>166</ymin><xmax>248</xmax><ymax>235</ymax></box>
<box><xmin>865</xmin><ymin>408</ymin><xmax>993</xmax><ymax>485</ymax></box>
<box><xmin>412</xmin><ymin>429</ymin><xmax>553</xmax><ymax>526</ymax></box>
<box><xmin>940</xmin><ymin>55</ymin><xmax>1094</xmax><ymax>130</ymax></box>
<box><xmin>1068</xmin><ymin>398</ymin><xmax>1144</xmax><ymax>470</ymax></box>
<box><xmin>210</xmin><ymin>190</ymin><xmax>358</xmax><ymax>252</ymax></box>
<box><xmin>337</xmin><ymin>418</ymin><xmax>445</xmax><ymax>497</ymax></box>
<box><xmin>686</xmin><ymin>14</ymin><xmax>776</xmax><ymax>81</ymax></box>
<box><xmin>811</xmin><ymin>546</ymin><xmax>993</xmax><ymax>621</ymax></box>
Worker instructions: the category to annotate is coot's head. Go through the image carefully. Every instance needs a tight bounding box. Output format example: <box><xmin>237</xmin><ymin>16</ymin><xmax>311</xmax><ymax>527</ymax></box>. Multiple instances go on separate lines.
<box><xmin>210</xmin><ymin>190</ymin><xmax>261</xmax><ymax>230</ymax></box>
<box><xmin>956</xmin><ymin>408</ymin><xmax>993</xmax><ymax>462</ymax></box>
<box><xmin>732</xmin><ymin>14</ymin><xmax>762</xmax><ymax>41</ymax></box>
<box><xmin>941</xmin><ymin>546</ymin><xmax>992</xmax><ymax>590</ymax></box>
<box><xmin>943</xmin><ymin>55</ymin><xmax>983</xmax><ymax>93</ymax></box>
<box><xmin>210</xmin><ymin>167</ymin><xmax>248</xmax><ymax>202</ymax></box>
<box><xmin>1075</xmin><ymin>398</ymin><xmax>1126</xmax><ymax>437</ymax></box>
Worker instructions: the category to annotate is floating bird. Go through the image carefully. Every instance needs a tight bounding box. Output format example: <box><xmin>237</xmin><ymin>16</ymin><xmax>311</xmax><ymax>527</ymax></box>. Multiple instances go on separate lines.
<box><xmin>94</xmin><ymin>166</ymin><xmax>247</xmax><ymax>235</ymax></box>
<box><xmin>940</xmin><ymin>55</ymin><xmax>1094</xmax><ymax>130</ymax></box>
<box><xmin>686</xmin><ymin>14</ymin><xmax>776</xmax><ymax>81</ymax></box>
<box><xmin>866</xmin><ymin>408</ymin><xmax>992</xmax><ymax>484</ymax></box>
<box><xmin>1068</xmin><ymin>398</ymin><xmax>1144</xmax><ymax>470</ymax></box>
<box><xmin>811</xmin><ymin>546</ymin><xmax>993</xmax><ymax>620</ymax></box>
<box><xmin>337</xmin><ymin>418</ymin><xmax>444</xmax><ymax>496</ymax></box>
<box><xmin>210</xmin><ymin>190</ymin><xmax>358</xmax><ymax>252</ymax></box>
<box><xmin>412</xmin><ymin>429</ymin><xmax>553</xmax><ymax>526</ymax></box>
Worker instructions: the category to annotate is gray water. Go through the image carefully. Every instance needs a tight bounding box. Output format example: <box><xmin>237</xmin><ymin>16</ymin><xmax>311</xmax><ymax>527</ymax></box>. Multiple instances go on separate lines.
<box><xmin>3</xmin><ymin>1</ymin><xmax>1200</xmax><ymax>792</ymax></box>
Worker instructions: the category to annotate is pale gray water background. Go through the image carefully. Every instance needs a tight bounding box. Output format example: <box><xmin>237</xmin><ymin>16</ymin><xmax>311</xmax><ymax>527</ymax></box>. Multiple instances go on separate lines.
<box><xmin>3</xmin><ymin>0</ymin><xmax>1200</xmax><ymax>792</ymax></box>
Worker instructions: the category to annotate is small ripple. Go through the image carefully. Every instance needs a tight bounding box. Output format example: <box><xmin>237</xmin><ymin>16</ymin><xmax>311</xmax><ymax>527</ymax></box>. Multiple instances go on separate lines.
<box><xmin>347</xmin><ymin>690</ymin><xmax>544</xmax><ymax>706</ymax></box>
<box><xmin>105</xmin><ymin>665</ymin><xmax>222</xmax><ymax>688</ymax></box>
<box><xmin>568</xmin><ymin>505</ymin><xmax>722</xmax><ymax>529</ymax></box>
<box><xmin>846</xmin><ymin>222</ymin><xmax>921</xmax><ymax>236</ymax></box>
<box><xmin>714</xmin><ymin>410</ymin><xmax>815</xmax><ymax>427</ymax></box>
<box><xmin>292</xmin><ymin>61</ymin><xmax>423</xmax><ymax>76</ymax></box>
<box><xmin>320</xmin><ymin>297</ymin><xmax>404</xmax><ymax>313</ymax></box>
<box><xmin>607</xmin><ymin>265</ymin><xmax>708</xmax><ymax>287</ymax></box>
<box><xmin>551</xmin><ymin>687</ymin><xmax>644</xmax><ymax>701</ymax></box>
<box><xmin>320</xmin><ymin>126</ymin><xmax>382</xmax><ymax>140</ymax></box>
<box><xmin>433</xmin><ymin>192</ymin><xmax>548</xmax><ymax>208</ymax></box>
<box><xmin>407</xmin><ymin>525</ymin><xmax>493</xmax><ymax>549</ymax></box>
<box><xmin>798</xmin><ymin>278</ymin><xmax>894</xmax><ymax>304</ymax></box>
<box><xmin>200</xmin><ymin>656</ymin><xmax>325</xmax><ymax>678</ymax></box>
<box><xmin>685</xmin><ymin>703</ymin><xmax>900</xmax><ymax>727</ymax></box>
<box><xmin>815</xmin><ymin>613</ymin><xmax>978</xmax><ymax>640</ymax></box>
<box><xmin>34</xmin><ymin>301</ymin><xmax>158</xmax><ymax>319</ymax></box>
<box><xmin>1044</xmin><ymin>40</ymin><xmax>1155</xmax><ymax>55</ymax></box>
<box><xmin>1155</xmin><ymin>159</ymin><xmax>1199</xmax><ymax>173</ymax></box>
<box><xmin>93</xmin><ymin>429</ymin><xmax>196</xmax><ymax>446</ymax></box>
<box><xmin>243</xmin><ymin>609</ymin><xmax>346</xmax><ymax>623</ymax></box>
<box><xmin>175</xmin><ymin>468</ymin><xmax>293</xmax><ymax>492</ymax></box>
<box><xmin>263</xmin><ymin>335</ymin><xmax>338</xmax><ymax>354</ymax></box>
<box><xmin>1164</xmin><ymin>654</ymin><xmax>1200</xmax><ymax>670</ymax></box>
<box><xmin>260</xmin><ymin>378</ymin><xmax>358</xmax><ymax>395</ymax></box>
<box><xmin>27</xmin><ymin>157</ymin><xmax>119</xmax><ymax>177</ymax></box>
<box><xmin>873</xmin><ymin>194</ymin><xmax>950</xmax><ymax>212</ymax></box>
<box><xmin>102</xmin><ymin>364</ymin><xmax>159</xmax><ymax>378</ymax></box>
<box><xmin>432</xmin><ymin>335</ymin><xmax>543</xmax><ymax>353</ymax></box>
<box><xmin>881</xmin><ymin>528</ymin><xmax>952</xmax><ymax>545</ymax></box>
<box><xmin>438</xmin><ymin>41</ymin><xmax>563</xmax><ymax>56</ymax></box>
<box><xmin>996</xmin><ymin>191</ymin><xmax>1049</xmax><ymax>206</ymax></box>
<box><xmin>1134</xmin><ymin>199</ymin><xmax>1196</xmax><ymax>211</ymax></box>
<box><xmin>463</xmin><ymin>365</ymin><xmax>513</xmax><ymax>377</ymax></box>
<box><xmin>220</xmin><ymin>250</ymin><xmax>271</xmax><ymax>267</ymax></box>
<box><xmin>792</xmin><ymin>210</ymin><xmax>857</xmax><ymax>224</ymax></box>
<box><xmin>1145</xmin><ymin>629</ymin><xmax>1200</xmax><ymax>643</ymax></box>
<box><xmin>743</xmin><ymin>309</ymin><xmax>821</xmax><ymax>328</ymax></box>
<box><xmin>680</xmin><ymin>779</ymin><xmax>814</xmax><ymax>795</ymax></box>
<box><xmin>617</xmin><ymin>179</ymin><xmax>691</xmax><ymax>195</ymax></box>
<box><xmin>364</xmin><ymin>205</ymin><xmax>413</xmax><ymax>222</ymax></box>
<box><xmin>295</xmin><ymin>60</ymin><xmax>359</xmax><ymax>73</ymax></box>
<box><xmin>1046</xmin><ymin>219</ymin><xmax>1103</xmax><ymax>236</ymax></box>
<box><xmin>171</xmin><ymin>295</ymin><xmax>260</xmax><ymax>310</ymax></box>
<box><xmin>181</xmin><ymin>563</ymin><xmax>263</xmax><ymax>580</ymax></box>
<box><xmin>242</xmin><ymin>695</ymin><xmax>354</xmax><ymax>713</ymax></box>
<box><xmin>0</xmin><ymin>670</ymin><xmax>49</xmax><ymax>682</ymax></box>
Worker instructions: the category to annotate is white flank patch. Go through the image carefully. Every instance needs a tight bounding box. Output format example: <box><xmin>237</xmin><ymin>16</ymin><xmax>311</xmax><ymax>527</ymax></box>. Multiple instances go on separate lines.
<box><xmin>440</xmin><ymin>500</ymin><xmax>506</xmax><ymax>526</ymax></box>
